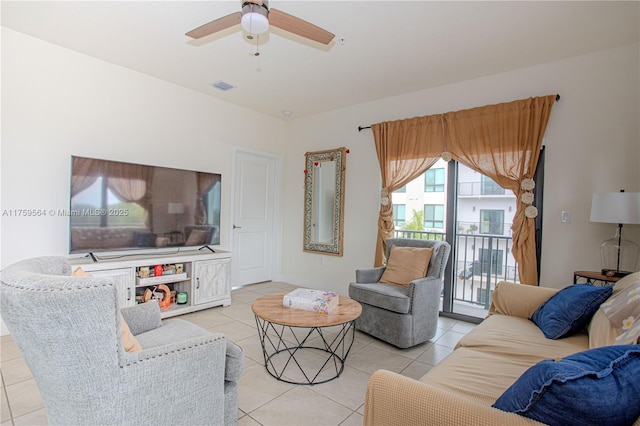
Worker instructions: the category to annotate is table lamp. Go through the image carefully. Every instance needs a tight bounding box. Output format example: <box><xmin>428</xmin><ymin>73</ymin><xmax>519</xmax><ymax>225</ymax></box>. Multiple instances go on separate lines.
<box><xmin>589</xmin><ymin>190</ymin><xmax>640</xmax><ymax>277</ymax></box>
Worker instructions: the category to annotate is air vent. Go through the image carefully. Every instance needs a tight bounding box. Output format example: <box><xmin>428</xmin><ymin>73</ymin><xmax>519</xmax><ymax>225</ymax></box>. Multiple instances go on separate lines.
<box><xmin>211</xmin><ymin>81</ymin><xmax>235</xmax><ymax>91</ymax></box>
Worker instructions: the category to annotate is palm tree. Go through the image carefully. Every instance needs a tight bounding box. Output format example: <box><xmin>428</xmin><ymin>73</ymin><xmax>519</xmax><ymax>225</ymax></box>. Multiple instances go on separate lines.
<box><xmin>404</xmin><ymin>209</ymin><xmax>425</xmax><ymax>231</ymax></box>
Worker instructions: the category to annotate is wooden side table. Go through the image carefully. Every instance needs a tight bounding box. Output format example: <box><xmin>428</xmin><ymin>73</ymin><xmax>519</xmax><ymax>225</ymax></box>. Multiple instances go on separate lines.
<box><xmin>573</xmin><ymin>270</ymin><xmax>621</xmax><ymax>286</ymax></box>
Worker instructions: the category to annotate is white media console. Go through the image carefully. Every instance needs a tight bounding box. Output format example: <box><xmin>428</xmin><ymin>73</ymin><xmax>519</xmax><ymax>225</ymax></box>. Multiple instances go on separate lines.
<box><xmin>68</xmin><ymin>249</ymin><xmax>231</xmax><ymax>318</ymax></box>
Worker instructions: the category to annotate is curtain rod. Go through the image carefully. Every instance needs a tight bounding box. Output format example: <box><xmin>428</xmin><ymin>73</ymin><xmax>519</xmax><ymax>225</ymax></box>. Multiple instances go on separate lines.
<box><xmin>357</xmin><ymin>94</ymin><xmax>561</xmax><ymax>132</ymax></box>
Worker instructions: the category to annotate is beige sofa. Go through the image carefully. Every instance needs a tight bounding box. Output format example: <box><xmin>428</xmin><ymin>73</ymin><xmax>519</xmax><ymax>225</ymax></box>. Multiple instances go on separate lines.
<box><xmin>363</xmin><ymin>273</ymin><xmax>640</xmax><ymax>426</ymax></box>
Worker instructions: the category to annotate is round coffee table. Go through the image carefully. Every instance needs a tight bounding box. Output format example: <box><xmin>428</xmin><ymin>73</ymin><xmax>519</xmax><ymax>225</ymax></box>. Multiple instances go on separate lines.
<box><xmin>251</xmin><ymin>292</ymin><xmax>362</xmax><ymax>385</ymax></box>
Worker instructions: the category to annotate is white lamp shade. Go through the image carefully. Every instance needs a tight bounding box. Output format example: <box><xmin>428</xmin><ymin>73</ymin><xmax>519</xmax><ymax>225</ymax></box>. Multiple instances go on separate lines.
<box><xmin>241</xmin><ymin>11</ymin><xmax>269</xmax><ymax>34</ymax></box>
<box><xmin>590</xmin><ymin>192</ymin><xmax>640</xmax><ymax>224</ymax></box>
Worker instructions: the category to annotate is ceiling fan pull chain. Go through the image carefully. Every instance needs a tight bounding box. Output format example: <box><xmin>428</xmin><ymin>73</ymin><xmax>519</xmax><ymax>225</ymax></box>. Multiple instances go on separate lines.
<box><xmin>255</xmin><ymin>34</ymin><xmax>261</xmax><ymax>56</ymax></box>
<box><xmin>246</xmin><ymin>10</ymin><xmax>254</xmax><ymax>40</ymax></box>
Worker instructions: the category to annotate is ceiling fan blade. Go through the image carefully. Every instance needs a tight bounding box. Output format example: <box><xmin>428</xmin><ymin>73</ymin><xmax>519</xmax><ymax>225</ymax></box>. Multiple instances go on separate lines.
<box><xmin>186</xmin><ymin>12</ymin><xmax>242</xmax><ymax>39</ymax></box>
<box><xmin>269</xmin><ymin>8</ymin><xmax>335</xmax><ymax>45</ymax></box>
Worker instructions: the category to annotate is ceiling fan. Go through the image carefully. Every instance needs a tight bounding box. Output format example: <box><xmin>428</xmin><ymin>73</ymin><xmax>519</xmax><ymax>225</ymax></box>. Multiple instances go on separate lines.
<box><xmin>186</xmin><ymin>0</ymin><xmax>335</xmax><ymax>46</ymax></box>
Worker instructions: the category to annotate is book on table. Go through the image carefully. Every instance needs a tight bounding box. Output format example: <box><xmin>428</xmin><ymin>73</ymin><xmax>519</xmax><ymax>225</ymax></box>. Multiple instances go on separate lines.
<box><xmin>283</xmin><ymin>288</ymin><xmax>339</xmax><ymax>314</ymax></box>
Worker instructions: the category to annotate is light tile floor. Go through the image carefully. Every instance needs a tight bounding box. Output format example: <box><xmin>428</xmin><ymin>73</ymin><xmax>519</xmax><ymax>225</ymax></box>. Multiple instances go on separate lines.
<box><xmin>0</xmin><ymin>281</ymin><xmax>476</xmax><ymax>426</ymax></box>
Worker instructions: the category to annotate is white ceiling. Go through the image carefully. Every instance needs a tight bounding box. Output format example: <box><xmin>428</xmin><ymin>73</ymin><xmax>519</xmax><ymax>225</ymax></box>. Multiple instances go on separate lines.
<box><xmin>2</xmin><ymin>1</ymin><xmax>639</xmax><ymax>120</ymax></box>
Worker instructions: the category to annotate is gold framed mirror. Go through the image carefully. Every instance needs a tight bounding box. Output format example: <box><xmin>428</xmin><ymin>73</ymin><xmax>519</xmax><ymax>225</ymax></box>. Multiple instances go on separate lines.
<box><xmin>303</xmin><ymin>147</ymin><xmax>346</xmax><ymax>256</ymax></box>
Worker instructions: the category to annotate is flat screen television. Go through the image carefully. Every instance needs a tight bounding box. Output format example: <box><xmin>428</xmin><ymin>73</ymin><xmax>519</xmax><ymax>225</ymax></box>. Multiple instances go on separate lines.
<box><xmin>69</xmin><ymin>156</ymin><xmax>221</xmax><ymax>254</ymax></box>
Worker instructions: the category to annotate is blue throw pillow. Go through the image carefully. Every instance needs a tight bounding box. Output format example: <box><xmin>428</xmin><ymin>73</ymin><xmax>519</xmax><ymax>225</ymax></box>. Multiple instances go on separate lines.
<box><xmin>530</xmin><ymin>284</ymin><xmax>612</xmax><ymax>339</ymax></box>
<box><xmin>493</xmin><ymin>345</ymin><xmax>640</xmax><ymax>426</ymax></box>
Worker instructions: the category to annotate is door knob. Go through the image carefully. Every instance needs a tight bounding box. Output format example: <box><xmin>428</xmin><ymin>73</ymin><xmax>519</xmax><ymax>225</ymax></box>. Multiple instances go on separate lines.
<box><xmin>233</xmin><ymin>224</ymin><xmax>242</xmax><ymax>229</ymax></box>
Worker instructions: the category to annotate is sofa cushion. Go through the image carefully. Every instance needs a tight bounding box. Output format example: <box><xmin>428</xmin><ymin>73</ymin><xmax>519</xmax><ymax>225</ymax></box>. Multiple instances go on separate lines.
<box><xmin>422</xmin><ymin>314</ymin><xmax>589</xmax><ymax>407</ymax></box>
<box><xmin>489</xmin><ymin>281</ymin><xmax>558</xmax><ymax>319</ymax></box>
<box><xmin>135</xmin><ymin>318</ymin><xmax>215</xmax><ymax>349</ymax></box>
<box><xmin>530</xmin><ymin>284</ymin><xmax>612</xmax><ymax>339</ymax></box>
<box><xmin>421</xmin><ymin>346</ymin><xmax>544</xmax><ymax>406</ymax></box>
<box><xmin>347</xmin><ymin>282</ymin><xmax>411</xmax><ymax>314</ymax></box>
<box><xmin>493</xmin><ymin>345</ymin><xmax>640</xmax><ymax>426</ymax></box>
<box><xmin>458</xmin><ymin>314</ymin><xmax>588</xmax><ymax>360</ymax></box>
<box><xmin>379</xmin><ymin>245</ymin><xmax>433</xmax><ymax>287</ymax></box>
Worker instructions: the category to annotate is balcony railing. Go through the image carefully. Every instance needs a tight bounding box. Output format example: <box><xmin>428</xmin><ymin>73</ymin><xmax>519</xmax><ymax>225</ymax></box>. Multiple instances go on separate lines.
<box><xmin>458</xmin><ymin>181</ymin><xmax>510</xmax><ymax>197</ymax></box>
<box><xmin>393</xmin><ymin>229</ymin><xmax>518</xmax><ymax>310</ymax></box>
<box><xmin>393</xmin><ymin>230</ymin><xmax>446</xmax><ymax>241</ymax></box>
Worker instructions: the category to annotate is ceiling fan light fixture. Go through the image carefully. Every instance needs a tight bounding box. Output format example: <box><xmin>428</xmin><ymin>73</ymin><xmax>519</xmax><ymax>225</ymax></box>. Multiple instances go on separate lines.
<box><xmin>187</xmin><ymin>0</ymin><xmax>335</xmax><ymax>45</ymax></box>
<box><xmin>241</xmin><ymin>3</ymin><xmax>269</xmax><ymax>34</ymax></box>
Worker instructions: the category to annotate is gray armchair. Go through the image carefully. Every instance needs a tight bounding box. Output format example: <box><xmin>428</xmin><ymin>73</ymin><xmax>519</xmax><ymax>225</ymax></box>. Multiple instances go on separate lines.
<box><xmin>0</xmin><ymin>256</ymin><xmax>243</xmax><ymax>426</ymax></box>
<box><xmin>348</xmin><ymin>238</ymin><xmax>451</xmax><ymax>348</ymax></box>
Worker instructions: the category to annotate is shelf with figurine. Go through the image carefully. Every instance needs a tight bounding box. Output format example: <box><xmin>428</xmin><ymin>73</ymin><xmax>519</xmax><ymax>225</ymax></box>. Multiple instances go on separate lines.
<box><xmin>134</xmin><ymin>282</ymin><xmax>190</xmax><ymax>311</ymax></box>
<box><xmin>135</xmin><ymin>263</ymin><xmax>188</xmax><ymax>287</ymax></box>
<box><xmin>68</xmin><ymin>249</ymin><xmax>231</xmax><ymax>319</ymax></box>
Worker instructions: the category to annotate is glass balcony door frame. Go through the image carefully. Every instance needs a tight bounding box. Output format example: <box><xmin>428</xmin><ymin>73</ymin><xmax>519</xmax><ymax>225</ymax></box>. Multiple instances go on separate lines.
<box><xmin>440</xmin><ymin>147</ymin><xmax>545</xmax><ymax>323</ymax></box>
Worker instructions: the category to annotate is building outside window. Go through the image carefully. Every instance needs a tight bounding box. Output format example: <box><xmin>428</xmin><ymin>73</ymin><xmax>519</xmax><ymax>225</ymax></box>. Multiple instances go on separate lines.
<box><xmin>425</xmin><ymin>168</ymin><xmax>445</xmax><ymax>192</ymax></box>
<box><xmin>71</xmin><ymin>177</ymin><xmax>146</xmax><ymax>227</ymax></box>
<box><xmin>478</xmin><ymin>248</ymin><xmax>504</xmax><ymax>277</ymax></box>
<box><xmin>391</xmin><ymin>159</ymin><xmax>530</xmax><ymax>320</ymax></box>
<box><xmin>424</xmin><ymin>204</ymin><xmax>444</xmax><ymax>229</ymax></box>
<box><xmin>393</xmin><ymin>204</ymin><xmax>406</xmax><ymax>227</ymax></box>
<box><xmin>480</xmin><ymin>209</ymin><xmax>505</xmax><ymax>235</ymax></box>
<box><xmin>481</xmin><ymin>175</ymin><xmax>505</xmax><ymax>195</ymax></box>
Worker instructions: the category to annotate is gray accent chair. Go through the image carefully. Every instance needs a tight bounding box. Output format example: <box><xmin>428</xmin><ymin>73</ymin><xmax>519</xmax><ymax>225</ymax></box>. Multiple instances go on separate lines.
<box><xmin>348</xmin><ymin>238</ymin><xmax>451</xmax><ymax>348</ymax></box>
<box><xmin>0</xmin><ymin>256</ymin><xmax>243</xmax><ymax>426</ymax></box>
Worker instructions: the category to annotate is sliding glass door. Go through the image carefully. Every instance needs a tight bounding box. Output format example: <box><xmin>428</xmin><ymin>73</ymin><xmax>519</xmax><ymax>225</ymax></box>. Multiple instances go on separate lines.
<box><xmin>444</xmin><ymin>162</ymin><xmax>518</xmax><ymax>320</ymax></box>
<box><xmin>393</xmin><ymin>160</ymin><xmax>523</xmax><ymax>321</ymax></box>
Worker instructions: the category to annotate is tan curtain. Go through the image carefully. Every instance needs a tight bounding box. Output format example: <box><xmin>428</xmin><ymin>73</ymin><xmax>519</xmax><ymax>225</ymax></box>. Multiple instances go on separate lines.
<box><xmin>443</xmin><ymin>95</ymin><xmax>556</xmax><ymax>285</ymax></box>
<box><xmin>70</xmin><ymin>157</ymin><xmax>100</xmax><ymax>196</ymax></box>
<box><xmin>73</xmin><ymin>159</ymin><xmax>153</xmax><ymax>205</ymax></box>
<box><xmin>106</xmin><ymin>162</ymin><xmax>154</xmax><ymax>226</ymax></box>
<box><xmin>195</xmin><ymin>173</ymin><xmax>220</xmax><ymax>225</ymax></box>
<box><xmin>107</xmin><ymin>163</ymin><xmax>152</xmax><ymax>205</ymax></box>
<box><xmin>372</xmin><ymin>115</ymin><xmax>444</xmax><ymax>266</ymax></box>
<box><xmin>108</xmin><ymin>177</ymin><xmax>147</xmax><ymax>203</ymax></box>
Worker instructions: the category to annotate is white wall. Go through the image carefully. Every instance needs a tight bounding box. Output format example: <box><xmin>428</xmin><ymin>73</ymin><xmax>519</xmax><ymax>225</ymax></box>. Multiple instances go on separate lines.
<box><xmin>281</xmin><ymin>43</ymin><xmax>640</xmax><ymax>294</ymax></box>
<box><xmin>1</xmin><ymin>29</ymin><xmax>287</xmax><ymax>268</ymax></box>
<box><xmin>2</xmin><ymin>27</ymin><xmax>639</xmax><ymax>301</ymax></box>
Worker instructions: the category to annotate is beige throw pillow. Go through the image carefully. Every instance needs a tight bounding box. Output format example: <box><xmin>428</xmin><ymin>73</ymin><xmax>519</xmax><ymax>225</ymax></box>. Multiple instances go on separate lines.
<box><xmin>601</xmin><ymin>279</ymin><xmax>640</xmax><ymax>333</ymax></box>
<box><xmin>379</xmin><ymin>245</ymin><xmax>433</xmax><ymax>287</ymax></box>
<box><xmin>71</xmin><ymin>266</ymin><xmax>92</xmax><ymax>277</ymax></box>
<box><xmin>121</xmin><ymin>316</ymin><xmax>142</xmax><ymax>352</ymax></box>
<box><xmin>71</xmin><ymin>267</ymin><xmax>142</xmax><ymax>352</ymax></box>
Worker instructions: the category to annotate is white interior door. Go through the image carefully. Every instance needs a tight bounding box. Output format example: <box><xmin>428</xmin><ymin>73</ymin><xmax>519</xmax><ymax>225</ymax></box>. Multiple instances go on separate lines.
<box><xmin>232</xmin><ymin>150</ymin><xmax>276</xmax><ymax>286</ymax></box>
